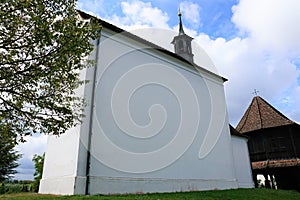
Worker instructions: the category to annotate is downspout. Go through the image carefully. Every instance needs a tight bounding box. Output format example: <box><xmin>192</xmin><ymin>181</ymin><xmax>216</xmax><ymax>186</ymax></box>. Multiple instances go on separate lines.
<box><xmin>85</xmin><ymin>32</ymin><xmax>101</xmax><ymax>195</ymax></box>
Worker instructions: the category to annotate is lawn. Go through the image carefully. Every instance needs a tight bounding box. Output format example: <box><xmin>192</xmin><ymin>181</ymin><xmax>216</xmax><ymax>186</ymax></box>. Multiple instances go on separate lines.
<box><xmin>1</xmin><ymin>188</ymin><xmax>300</xmax><ymax>200</ymax></box>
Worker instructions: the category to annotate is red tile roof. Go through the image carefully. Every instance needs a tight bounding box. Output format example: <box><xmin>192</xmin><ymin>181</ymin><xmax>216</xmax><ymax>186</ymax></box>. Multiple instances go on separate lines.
<box><xmin>236</xmin><ymin>96</ymin><xmax>294</xmax><ymax>133</ymax></box>
<box><xmin>252</xmin><ymin>159</ymin><xmax>300</xmax><ymax>169</ymax></box>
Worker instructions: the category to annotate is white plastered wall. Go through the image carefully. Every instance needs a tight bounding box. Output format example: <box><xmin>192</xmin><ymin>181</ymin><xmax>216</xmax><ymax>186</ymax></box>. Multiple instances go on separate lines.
<box><xmin>231</xmin><ymin>135</ymin><xmax>254</xmax><ymax>188</ymax></box>
<box><xmin>86</xmin><ymin>28</ymin><xmax>239</xmax><ymax>194</ymax></box>
<box><xmin>39</xmin><ymin>39</ymin><xmax>98</xmax><ymax>195</ymax></box>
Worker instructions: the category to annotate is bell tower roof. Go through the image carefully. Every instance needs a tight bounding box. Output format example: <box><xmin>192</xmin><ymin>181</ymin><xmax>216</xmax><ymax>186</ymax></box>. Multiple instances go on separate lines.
<box><xmin>171</xmin><ymin>9</ymin><xmax>194</xmax><ymax>63</ymax></box>
<box><xmin>178</xmin><ymin>9</ymin><xmax>185</xmax><ymax>35</ymax></box>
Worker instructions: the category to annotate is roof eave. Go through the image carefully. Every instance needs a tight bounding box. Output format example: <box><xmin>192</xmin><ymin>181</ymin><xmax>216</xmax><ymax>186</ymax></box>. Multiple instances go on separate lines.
<box><xmin>77</xmin><ymin>10</ymin><xmax>227</xmax><ymax>83</ymax></box>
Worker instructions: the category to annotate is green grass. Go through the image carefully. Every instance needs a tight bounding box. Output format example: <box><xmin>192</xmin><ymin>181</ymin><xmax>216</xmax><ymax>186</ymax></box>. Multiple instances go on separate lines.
<box><xmin>0</xmin><ymin>188</ymin><xmax>300</xmax><ymax>200</ymax></box>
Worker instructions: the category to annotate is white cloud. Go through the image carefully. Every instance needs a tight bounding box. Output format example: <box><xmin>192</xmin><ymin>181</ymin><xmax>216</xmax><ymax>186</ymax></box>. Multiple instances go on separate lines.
<box><xmin>290</xmin><ymin>86</ymin><xmax>300</xmax><ymax>122</ymax></box>
<box><xmin>109</xmin><ymin>0</ymin><xmax>170</xmax><ymax>29</ymax></box>
<box><xmin>15</xmin><ymin>134</ymin><xmax>47</xmax><ymax>180</ymax></box>
<box><xmin>197</xmin><ymin>0</ymin><xmax>300</xmax><ymax>125</ymax></box>
<box><xmin>232</xmin><ymin>0</ymin><xmax>300</xmax><ymax>53</ymax></box>
<box><xmin>180</xmin><ymin>1</ymin><xmax>201</xmax><ymax>28</ymax></box>
<box><xmin>16</xmin><ymin>134</ymin><xmax>47</xmax><ymax>160</ymax></box>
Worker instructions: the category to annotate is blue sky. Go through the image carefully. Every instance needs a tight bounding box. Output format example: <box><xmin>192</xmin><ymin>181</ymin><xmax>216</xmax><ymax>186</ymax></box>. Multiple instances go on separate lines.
<box><xmin>78</xmin><ymin>0</ymin><xmax>240</xmax><ymax>39</ymax></box>
<box><xmin>15</xmin><ymin>0</ymin><xmax>300</xmax><ymax>180</ymax></box>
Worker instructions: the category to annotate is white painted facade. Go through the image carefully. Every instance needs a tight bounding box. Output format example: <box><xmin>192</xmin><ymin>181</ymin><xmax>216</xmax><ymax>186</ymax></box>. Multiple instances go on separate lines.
<box><xmin>231</xmin><ymin>135</ymin><xmax>254</xmax><ymax>188</ymax></box>
<box><xmin>39</xmin><ymin>20</ymin><xmax>254</xmax><ymax>195</ymax></box>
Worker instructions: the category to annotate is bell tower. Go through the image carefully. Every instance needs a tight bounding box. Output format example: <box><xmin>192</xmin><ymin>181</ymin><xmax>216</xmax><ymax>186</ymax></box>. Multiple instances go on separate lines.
<box><xmin>171</xmin><ymin>9</ymin><xmax>194</xmax><ymax>63</ymax></box>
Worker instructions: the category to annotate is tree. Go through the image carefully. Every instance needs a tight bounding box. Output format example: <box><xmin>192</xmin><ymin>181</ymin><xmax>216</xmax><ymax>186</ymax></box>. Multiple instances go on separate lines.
<box><xmin>32</xmin><ymin>153</ymin><xmax>44</xmax><ymax>192</ymax></box>
<box><xmin>0</xmin><ymin>124</ymin><xmax>21</xmax><ymax>182</ymax></box>
<box><xmin>0</xmin><ymin>1</ymin><xmax>100</xmax><ymax>142</ymax></box>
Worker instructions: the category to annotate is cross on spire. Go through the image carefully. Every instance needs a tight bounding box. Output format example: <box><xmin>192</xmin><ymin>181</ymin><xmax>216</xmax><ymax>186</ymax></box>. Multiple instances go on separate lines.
<box><xmin>252</xmin><ymin>89</ymin><xmax>260</xmax><ymax>96</ymax></box>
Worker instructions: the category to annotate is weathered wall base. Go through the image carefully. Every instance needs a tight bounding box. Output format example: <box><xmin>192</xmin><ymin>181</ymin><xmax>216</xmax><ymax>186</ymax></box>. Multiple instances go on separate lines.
<box><xmin>88</xmin><ymin>177</ymin><xmax>238</xmax><ymax>195</ymax></box>
<box><xmin>39</xmin><ymin>176</ymin><xmax>86</xmax><ymax>195</ymax></box>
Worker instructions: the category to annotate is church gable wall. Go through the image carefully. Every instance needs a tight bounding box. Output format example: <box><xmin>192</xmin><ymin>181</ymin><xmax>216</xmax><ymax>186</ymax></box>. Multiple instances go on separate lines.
<box><xmin>86</xmin><ymin>28</ymin><xmax>239</xmax><ymax>194</ymax></box>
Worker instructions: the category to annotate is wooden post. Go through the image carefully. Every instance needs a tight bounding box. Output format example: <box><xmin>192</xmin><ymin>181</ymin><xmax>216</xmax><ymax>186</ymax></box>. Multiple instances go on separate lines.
<box><xmin>270</xmin><ymin>174</ymin><xmax>275</xmax><ymax>189</ymax></box>
<box><xmin>264</xmin><ymin>173</ymin><xmax>271</xmax><ymax>188</ymax></box>
<box><xmin>253</xmin><ymin>172</ymin><xmax>258</xmax><ymax>188</ymax></box>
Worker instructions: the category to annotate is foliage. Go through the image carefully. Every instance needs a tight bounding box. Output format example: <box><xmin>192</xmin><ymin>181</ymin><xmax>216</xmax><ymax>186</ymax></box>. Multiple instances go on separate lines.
<box><xmin>1</xmin><ymin>189</ymin><xmax>300</xmax><ymax>199</ymax></box>
<box><xmin>0</xmin><ymin>125</ymin><xmax>21</xmax><ymax>182</ymax></box>
<box><xmin>0</xmin><ymin>181</ymin><xmax>33</xmax><ymax>194</ymax></box>
<box><xmin>32</xmin><ymin>153</ymin><xmax>44</xmax><ymax>192</ymax></box>
<box><xmin>0</xmin><ymin>0</ymin><xmax>101</xmax><ymax>142</ymax></box>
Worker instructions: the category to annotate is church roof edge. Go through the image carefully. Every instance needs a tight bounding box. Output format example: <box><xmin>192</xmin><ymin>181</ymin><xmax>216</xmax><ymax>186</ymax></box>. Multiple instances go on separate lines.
<box><xmin>77</xmin><ymin>10</ymin><xmax>227</xmax><ymax>82</ymax></box>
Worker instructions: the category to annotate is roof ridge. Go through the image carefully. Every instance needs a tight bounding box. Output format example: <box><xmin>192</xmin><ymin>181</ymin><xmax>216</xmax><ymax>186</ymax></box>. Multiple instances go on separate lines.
<box><xmin>257</xmin><ymin>96</ymin><xmax>294</xmax><ymax>123</ymax></box>
<box><xmin>255</xmin><ymin>96</ymin><xmax>264</xmax><ymax>129</ymax></box>
<box><xmin>236</xmin><ymin>99</ymin><xmax>253</xmax><ymax>132</ymax></box>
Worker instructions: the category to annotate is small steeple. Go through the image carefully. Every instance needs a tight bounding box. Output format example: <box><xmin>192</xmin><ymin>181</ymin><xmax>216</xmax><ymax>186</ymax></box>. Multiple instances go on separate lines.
<box><xmin>178</xmin><ymin>9</ymin><xmax>185</xmax><ymax>35</ymax></box>
<box><xmin>171</xmin><ymin>9</ymin><xmax>194</xmax><ymax>63</ymax></box>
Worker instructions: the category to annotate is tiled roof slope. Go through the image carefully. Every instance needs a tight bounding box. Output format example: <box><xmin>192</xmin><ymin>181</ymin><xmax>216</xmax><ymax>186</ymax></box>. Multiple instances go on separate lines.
<box><xmin>236</xmin><ymin>96</ymin><xmax>294</xmax><ymax>133</ymax></box>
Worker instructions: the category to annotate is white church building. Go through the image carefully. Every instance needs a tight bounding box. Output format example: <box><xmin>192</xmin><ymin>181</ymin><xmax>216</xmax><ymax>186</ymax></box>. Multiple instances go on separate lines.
<box><xmin>39</xmin><ymin>10</ymin><xmax>254</xmax><ymax>195</ymax></box>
